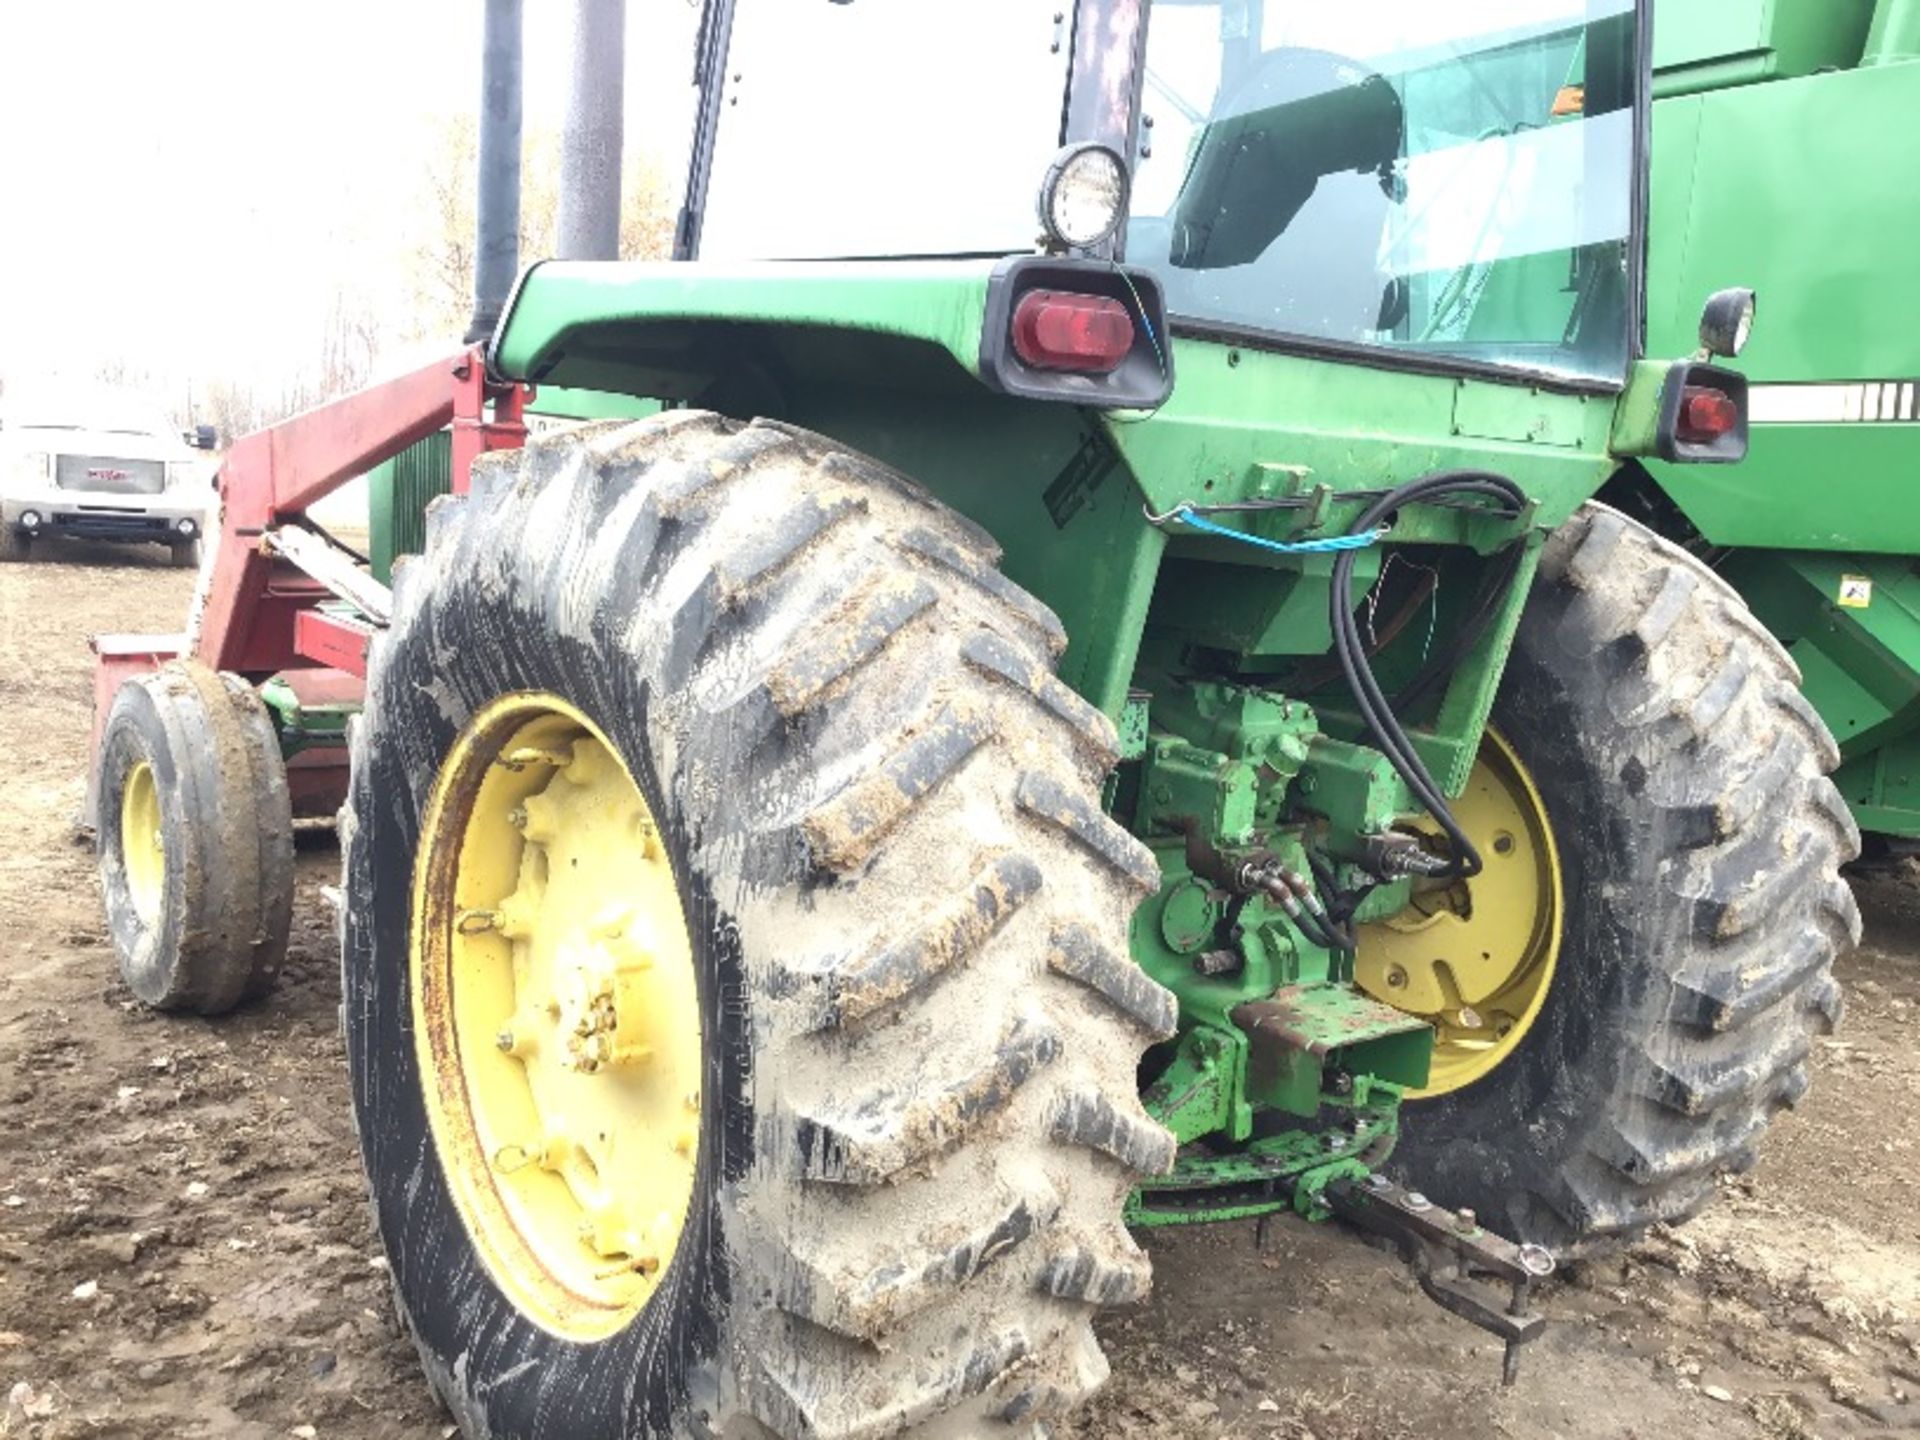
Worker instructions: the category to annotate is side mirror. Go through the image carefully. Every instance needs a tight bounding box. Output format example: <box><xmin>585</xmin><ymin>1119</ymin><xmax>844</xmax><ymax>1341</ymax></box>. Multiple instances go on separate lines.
<box><xmin>1697</xmin><ymin>287</ymin><xmax>1756</xmax><ymax>360</ymax></box>
<box><xmin>186</xmin><ymin>424</ymin><xmax>218</xmax><ymax>450</ymax></box>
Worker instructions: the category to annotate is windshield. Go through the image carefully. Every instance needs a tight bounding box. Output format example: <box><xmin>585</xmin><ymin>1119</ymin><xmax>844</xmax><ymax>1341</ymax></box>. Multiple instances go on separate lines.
<box><xmin>1126</xmin><ymin>0</ymin><xmax>1639</xmax><ymax>384</ymax></box>
<box><xmin>697</xmin><ymin>0</ymin><xmax>1075</xmax><ymax>261</ymax></box>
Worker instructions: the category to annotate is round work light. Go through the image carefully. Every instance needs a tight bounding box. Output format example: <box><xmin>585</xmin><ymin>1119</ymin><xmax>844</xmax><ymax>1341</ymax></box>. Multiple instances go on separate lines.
<box><xmin>1038</xmin><ymin>143</ymin><xmax>1130</xmax><ymax>251</ymax></box>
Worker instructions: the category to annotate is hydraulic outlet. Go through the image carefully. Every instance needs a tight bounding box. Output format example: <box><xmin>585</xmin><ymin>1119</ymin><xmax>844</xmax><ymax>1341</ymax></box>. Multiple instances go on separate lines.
<box><xmin>1358</xmin><ymin>830</ymin><xmax>1452</xmax><ymax>878</ymax></box>
<box><xmin>1235</xmin><ymin>855</ymin><xmax>1349</xmax><ymax>953</ymax></box>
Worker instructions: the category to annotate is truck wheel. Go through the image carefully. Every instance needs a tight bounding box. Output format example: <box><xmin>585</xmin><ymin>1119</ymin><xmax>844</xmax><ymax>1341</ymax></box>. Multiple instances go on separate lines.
<box><xmin>344</xmin><ymin>413</ymin><xmax>1176</xmax><ymax>1439</ymax></box>
<box><xmin>0</xmin><ymin>528</ymin><xmax>28</xmax><ymax>563</ymax></box>
<box><xmin>169</xmin><ymin>537</ymin><xmax>203</xmax><ymax>569</ymax></box>
<box><xmin>1362</xmin><ymin>504</ymin><xmax>1859</xmax><ymax>1253</ymax></box>
<box><xmin>96</xmin><ymin>662</ymin><xmax>296</xmax><ymax>1012</ymax></box>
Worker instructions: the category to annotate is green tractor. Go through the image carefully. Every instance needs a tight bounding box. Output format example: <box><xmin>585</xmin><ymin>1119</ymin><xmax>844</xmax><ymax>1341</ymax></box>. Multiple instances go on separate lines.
<box><xmin>88</xmin><ymin>2</ymin><xmax>1858</xmax><ymax>1435</ymax></box>
<box><xmin>1611</xmin><ymin>0</ymin><xmax>1920</xmax><ymax>851</ymax></box>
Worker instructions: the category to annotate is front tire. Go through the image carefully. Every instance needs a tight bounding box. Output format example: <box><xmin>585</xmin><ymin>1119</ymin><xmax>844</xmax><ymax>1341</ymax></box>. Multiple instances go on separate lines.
<box><xmin>1379</xmin><ymin>504</ymin><xmax>1859</xmax><ymax>1253</ymax></box>
<box><xmin>344</xmin><ymin>414</ymin><xmax>1176</xmax><ymax>1439</ymax></box>
<box><xmin>96</xmin><ymin>662</ymin><xmax>295</xmax><ymax>1012</ymax></box>
<box><xmin>0</xmin><ymin>528</ymin><xmax>29</xmax><ymax>563</ymax></box>
<box><xmin>169</xmin><ymin>537</ymin><xmax>203</xmax><ymax>569</ymax></box>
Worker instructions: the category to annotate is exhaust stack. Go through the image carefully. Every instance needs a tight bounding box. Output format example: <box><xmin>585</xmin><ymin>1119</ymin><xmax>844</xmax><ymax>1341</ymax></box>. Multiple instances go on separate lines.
<box><xmin>557</xmin><ymin>0</ymin><xmax>627</xmax><ymax>261</ymax></box>
<box><xmin>466</xmin><ymin>0</ymin><xmax>525</xmax><ymax>344</ymax></box>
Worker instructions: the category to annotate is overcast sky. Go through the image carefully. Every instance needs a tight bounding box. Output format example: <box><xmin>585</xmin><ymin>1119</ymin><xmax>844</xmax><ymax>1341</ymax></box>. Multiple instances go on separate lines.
<box><xmin>0</xmin><ymin>1</ymin><xmax>701</xmax><ymax>404</ymax></box>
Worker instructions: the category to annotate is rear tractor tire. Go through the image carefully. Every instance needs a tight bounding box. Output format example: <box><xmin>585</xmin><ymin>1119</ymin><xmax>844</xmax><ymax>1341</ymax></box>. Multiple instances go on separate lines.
<box><xmin>96</xmin><ymin>661</ymin><xmax>296</xmax><ymax>1013</ymax></box>
<box><xmin>1367</xmin><ymin>503</ymin><xmax>1859</xmax><ymax>1254</ymax></box>
<box><xmin>344</xmin><ymin>413</ymin><xmax>1177</xmax><ymax>1439</ymax></box>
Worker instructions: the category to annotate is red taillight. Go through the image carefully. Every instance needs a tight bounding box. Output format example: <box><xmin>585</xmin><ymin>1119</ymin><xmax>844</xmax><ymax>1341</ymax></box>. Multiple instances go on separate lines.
<box><xmin>1677</xmin><ymin>385</ymin><xmax>1739</xmax><ymax>443</ymax></box>
<box><xmin>1011</xmin><ymin>291</ymin><xmax>1135</xmax><ymax>374</ymax></box>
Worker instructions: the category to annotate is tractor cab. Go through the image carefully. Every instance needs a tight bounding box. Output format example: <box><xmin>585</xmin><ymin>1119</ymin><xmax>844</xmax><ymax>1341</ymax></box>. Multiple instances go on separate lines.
<box><xmin>687</xmin><ymin>0</ymin><xmax>1638</xmax><ymax>385</ymax></box>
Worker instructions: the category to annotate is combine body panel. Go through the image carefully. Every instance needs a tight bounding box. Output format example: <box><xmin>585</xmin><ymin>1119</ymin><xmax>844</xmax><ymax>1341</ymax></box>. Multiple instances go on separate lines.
<box><xmin>1640</xmin><ymin>0</ymin><xmax>1920</xmax><ymax>836</ymax></box>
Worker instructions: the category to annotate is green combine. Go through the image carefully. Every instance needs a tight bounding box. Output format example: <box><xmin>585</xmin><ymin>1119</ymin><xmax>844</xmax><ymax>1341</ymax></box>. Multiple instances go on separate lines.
<box><xmin>89</xmin><ymin>2</ymin><xmax>1861</xmax><ymax>1434</ymax></box>
<box><xmin>1614</xmin><ymin>0</ymin><xmax>1920</xmax><ymax>849</ymax></box>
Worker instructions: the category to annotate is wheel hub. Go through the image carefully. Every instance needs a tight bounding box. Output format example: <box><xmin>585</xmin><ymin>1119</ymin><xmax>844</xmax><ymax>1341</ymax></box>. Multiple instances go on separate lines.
<box><xmin>411</xmin><ymin>694</ymin><xmax>702</xmax><ymax>1341</ymax></box>
<box><xmin>1355</xmin><ymin>729</ymin><xmax>1562</xmax><ymax>1098</ymax></box>
<box><xmin>120</xmin><ymin>760</ymin><xmax>164</xmax><ymax>927</ymax></box>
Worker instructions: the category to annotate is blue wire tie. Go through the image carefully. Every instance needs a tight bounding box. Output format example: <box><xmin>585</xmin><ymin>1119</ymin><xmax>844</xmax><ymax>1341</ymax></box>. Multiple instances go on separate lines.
<box><xmin>1171</xmin><ymin>505</ymin><xmax>1387</xmax><ymax>555</ymax></box>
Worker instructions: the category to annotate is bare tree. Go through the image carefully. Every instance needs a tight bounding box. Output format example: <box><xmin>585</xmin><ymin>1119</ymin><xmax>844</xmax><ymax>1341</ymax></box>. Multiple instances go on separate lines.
<box><xmin>403</xmin><ymin>114</ymin><xmax>677</xmax><ymax>343</ymax></box>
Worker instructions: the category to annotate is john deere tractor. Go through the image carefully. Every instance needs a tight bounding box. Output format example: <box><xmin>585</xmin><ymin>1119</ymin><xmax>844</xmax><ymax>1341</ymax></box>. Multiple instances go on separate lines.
<box><xmin>88</xmin><ymin>2</ymin><xmax>1857</xmax><ymax>1435</ymax></box>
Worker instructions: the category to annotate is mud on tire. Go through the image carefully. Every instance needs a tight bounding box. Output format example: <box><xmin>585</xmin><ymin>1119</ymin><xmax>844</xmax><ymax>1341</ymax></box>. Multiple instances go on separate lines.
<box><xmin>96</xmin><ymin>661</ymin><xmax>295</xmax><ymax>1013</ymax></box>
<box><xmin>342</xmin><ymin>413</ymin><xmax>1177</xmax><ymax>1439</ymax></box>
<box><xmin>1389</xmin><ymin>503</ymin><xmax>1859</xmax><ymax>1254</ymax></box>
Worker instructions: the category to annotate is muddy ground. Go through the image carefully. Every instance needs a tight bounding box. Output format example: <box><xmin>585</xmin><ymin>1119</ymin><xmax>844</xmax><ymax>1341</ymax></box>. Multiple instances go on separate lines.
<box><xmin>1</xmin><ymin>540</ymin><xmax>1916</xmax><ymax>1439</ymax></box>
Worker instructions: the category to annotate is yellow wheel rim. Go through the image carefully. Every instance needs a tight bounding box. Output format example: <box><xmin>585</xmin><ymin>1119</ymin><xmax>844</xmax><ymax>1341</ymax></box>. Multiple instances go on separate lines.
<box><xmin>121</xmin><ymin>761</ymin><xmax>165</xmax><ymax>927</ymax></box>
<box><xmin>410</xmin><ymin>693</ymin><xmax>703</xmax><ymax>1342</ymax></box>
<box><xmin>1355</xmin><ymin>730</ymin><xmax>1562</xmax><ymax>1098</ymax></box>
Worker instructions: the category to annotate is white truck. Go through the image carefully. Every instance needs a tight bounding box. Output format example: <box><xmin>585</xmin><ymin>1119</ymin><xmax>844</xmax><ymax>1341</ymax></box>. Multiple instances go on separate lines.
<box><xmin>1</xmin><ymin>387</ymin><xmax>215</xmax><ymax>566</ymax></box>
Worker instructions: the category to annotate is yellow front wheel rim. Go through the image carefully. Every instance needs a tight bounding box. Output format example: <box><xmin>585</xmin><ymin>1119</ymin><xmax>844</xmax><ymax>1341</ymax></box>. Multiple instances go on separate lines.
<box><xmin>1355</xmin><ymin>729</ymin><xmax>1563</xmax><ymax>1098</ymax></box>
<box><xmin>121</xmin><ymin>761</ymin><xmax>165</xmax><ymax>927</ymax></box>
<box><xmin>411</xmin><ymin>693</ymin><xmax>703</xmax><ymax>1342</ymax></box>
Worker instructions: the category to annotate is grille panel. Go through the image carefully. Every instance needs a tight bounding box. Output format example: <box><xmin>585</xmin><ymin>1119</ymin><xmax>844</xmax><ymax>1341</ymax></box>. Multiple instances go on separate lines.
<box><xmin>55</xmin><ymin>454</ymin><xmax>166</xmax><ymax>495</ymax></box>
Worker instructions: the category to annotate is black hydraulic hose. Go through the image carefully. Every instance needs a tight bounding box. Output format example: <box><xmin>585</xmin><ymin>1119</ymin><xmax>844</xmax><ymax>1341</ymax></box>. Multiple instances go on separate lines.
<box><xmin>1245</xmin><ymin>862</ymin><xmax>1349</xmax><ymax>954</ymax></box>
<box><xmin>1329</xmin><ymin>471</ymin><xmax>1528</xmax><ymax>880</ymax></box>
<box><xmin>1307</xmin><ymin>849</ymin><xmax>1371</xmax><ymax>952</ymax></box>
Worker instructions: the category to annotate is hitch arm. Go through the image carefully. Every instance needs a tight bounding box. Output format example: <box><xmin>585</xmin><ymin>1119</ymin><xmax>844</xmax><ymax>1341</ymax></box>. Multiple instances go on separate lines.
<box><xmin>1321</xmin><ymin>1174</ymin><xmax>1555</xmax><ymax>1384</ymax></box>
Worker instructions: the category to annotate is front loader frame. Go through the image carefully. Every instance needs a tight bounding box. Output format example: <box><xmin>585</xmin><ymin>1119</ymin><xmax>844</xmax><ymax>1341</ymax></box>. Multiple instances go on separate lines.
<box><xmin>87</xmin><ymin>349</ymin><xmax>532</xmax><ymax>821</ymax></box>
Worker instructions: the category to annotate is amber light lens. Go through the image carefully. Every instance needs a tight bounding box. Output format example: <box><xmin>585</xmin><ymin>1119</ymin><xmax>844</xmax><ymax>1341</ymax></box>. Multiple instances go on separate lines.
<box><xmin>1011</xmin><ymin>291</ymin><xmax>1135</xmax><ymax>374</ymax></box>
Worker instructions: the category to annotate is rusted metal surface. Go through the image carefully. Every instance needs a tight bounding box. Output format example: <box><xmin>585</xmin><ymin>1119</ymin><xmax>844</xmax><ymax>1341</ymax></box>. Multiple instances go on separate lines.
<box><xmin>1323</xmin><ymin>1173</ymin><xmax>1555</xmax><ymax>1385</ymax></box>
<box><xmin>1235</xmin><ymin>984</ymin><xmax>1432</xmax><ymax>1060</ymax></box>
